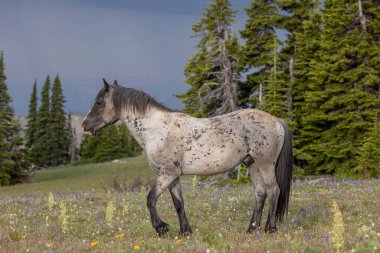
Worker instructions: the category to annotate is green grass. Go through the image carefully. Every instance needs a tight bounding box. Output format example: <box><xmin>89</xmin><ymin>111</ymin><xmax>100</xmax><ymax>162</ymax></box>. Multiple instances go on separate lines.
<box><xmin>0</xmin><ymin>155</ymin><xmax>154</xmax><ymax>196</ymax></box>
<box><xmin>0</xmin><ymin>156</ymin><xmax>379</xmax><ymax>252</ymax></box>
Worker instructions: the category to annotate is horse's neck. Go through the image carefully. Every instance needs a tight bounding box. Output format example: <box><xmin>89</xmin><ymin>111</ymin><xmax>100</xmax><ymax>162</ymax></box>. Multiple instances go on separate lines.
<box><xmin>121</xmin><ymin>107</ymin><xmax>165</xmax><ymax>149</ymax></box>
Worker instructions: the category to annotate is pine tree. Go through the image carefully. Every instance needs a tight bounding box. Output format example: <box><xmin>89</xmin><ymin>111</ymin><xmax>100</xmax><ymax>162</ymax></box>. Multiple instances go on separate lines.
<box><xmin>9</xmin><ymin>118</ymin><xmax>31</xmax><ymax>183</ymax></box>
<box><xmin>300</xmin><ymin>0</ymin><xmax>380</xmax><ymax>175</ymax></box>
<box><xmin>177</xmin><ymin>0</ymin><xmax>239</xmax><ymax>117</ymax></box>
<box><xmin>25</xmin><ymin>80</ymin><xmax>38</xmax><ymax>149</ymax></box>
<box><xmin>33</xmin><ymin>76</ymin><xmax>51</xmax><ymax>167</ymax></box>
<box><xmin>79</xmin><ymin>124</ymin><xmax>141</xmax><ymax>163</ymax></box>
<box><xmin>275</xmin><ymin>0</ymin><xmax>320</xmax><ymax>127</ymax></box>
<box><xmin>50</xmin><ymin>75</ymin><xmax>69</xmax><ymax>166</ymax></box>
<box><xmin>262</xmin><ymin>37</ymin><xmax>289</xmax><ymax>119</ymax></box>
<box><xmin>0</xmin><ymin>51</ymin><xmax>15</xmax><ymax>185</ymax></box>
<box><xmin>239</xmin><ymin>0</ymin><xmax>279</xmax><ymax>109</ymax></box>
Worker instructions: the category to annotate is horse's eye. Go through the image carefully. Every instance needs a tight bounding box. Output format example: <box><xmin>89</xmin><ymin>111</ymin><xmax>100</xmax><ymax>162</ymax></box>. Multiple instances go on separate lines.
<box><xmin>96</xmin><ymin>101</ymin><xmax>101</xmax><ymax>105</ymax></box>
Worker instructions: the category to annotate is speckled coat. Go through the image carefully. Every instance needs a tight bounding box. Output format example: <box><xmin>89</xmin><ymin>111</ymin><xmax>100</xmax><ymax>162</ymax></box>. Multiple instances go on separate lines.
<box><xmin>82</xmin><ymin>81</ymin><xmax>293</xmax><ymax>236</ymax></box>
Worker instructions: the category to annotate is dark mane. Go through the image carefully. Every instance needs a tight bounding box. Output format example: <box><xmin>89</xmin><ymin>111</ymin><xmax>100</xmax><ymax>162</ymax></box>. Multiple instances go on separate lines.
<box><xmin>112</xmin><ymin>86</ymin><xmax>174</xmax><ymax>116</ymax></box>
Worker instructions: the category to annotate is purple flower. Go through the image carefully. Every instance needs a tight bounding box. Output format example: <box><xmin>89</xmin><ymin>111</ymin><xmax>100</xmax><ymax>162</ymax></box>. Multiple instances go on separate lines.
<box><xmin>324</xmin><ymin>232</ymin><xmax>330</xmax><ymax>242</ymax></box>
<box><xmin>306</xmin><ymin>232</ymin><xmax>313</xmax><ymax>240</ymax></box>
<box><xmin>98</xmin><ymin>211</ymin><xmax>103</xmax><ymax>230</ymax></box>
<box><xmin>292</xmin><ymin>217</ymin><xmax>300</xmax><ymax>226</ymax></box>
<box><xmin>300</xmin><ymin>207</ymin><xmax>306</xmax><ymax>219</ymax></box>
<box><xmin>256</xmin><ymin>231</ymin><xmax>261</xmax><ymax>239</ymax></box>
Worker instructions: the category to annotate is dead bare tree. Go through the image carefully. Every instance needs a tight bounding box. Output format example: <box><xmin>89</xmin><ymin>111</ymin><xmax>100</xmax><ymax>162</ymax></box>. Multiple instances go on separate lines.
<box><xmin>199</xmin><ymin>17</ymin><xmax>238</xmax><ymax>117</ymax></box>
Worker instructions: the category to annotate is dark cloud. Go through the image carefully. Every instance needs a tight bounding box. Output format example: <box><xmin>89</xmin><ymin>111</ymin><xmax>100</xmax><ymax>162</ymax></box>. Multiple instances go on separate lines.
<box><xmin>1</xmin><ymin>0</ymin><xmax>250</xmax><ymax>115</ymax></box>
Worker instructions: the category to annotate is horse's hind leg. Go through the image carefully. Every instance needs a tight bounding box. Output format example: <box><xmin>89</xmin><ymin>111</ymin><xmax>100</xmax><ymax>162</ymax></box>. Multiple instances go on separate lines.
<box><xmin>259</xmin><ymin>164</ymin><xmax>280</xmax><ymax>233</ymax></box>
<box><xmin>247</xmin><ymin>163</ymin><xmax>267</xmax><ymax>233</ymax></box>
<box><xmin>169</xmin><ymin>177</ymin><xmax>192</xmax><ymax>236</ymax></box>
<box><xmin>147</xmin><ymin>174</ymin><xmax>177</xmax><ymax>237</ymax></box>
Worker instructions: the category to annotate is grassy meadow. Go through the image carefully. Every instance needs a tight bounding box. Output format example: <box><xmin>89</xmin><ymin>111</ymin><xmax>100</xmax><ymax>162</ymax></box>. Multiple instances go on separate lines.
<box><xmin>0</xmin><ymin>155</ymin><xmax>379</xmax><ymax>252</ymax></box>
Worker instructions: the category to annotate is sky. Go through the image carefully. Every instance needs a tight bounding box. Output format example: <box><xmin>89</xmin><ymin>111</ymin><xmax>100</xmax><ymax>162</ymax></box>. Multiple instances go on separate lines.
<box><xmin>0</xmin><ymin>0</ymin><xmax>253</xmax><ymax>115</ymax></box>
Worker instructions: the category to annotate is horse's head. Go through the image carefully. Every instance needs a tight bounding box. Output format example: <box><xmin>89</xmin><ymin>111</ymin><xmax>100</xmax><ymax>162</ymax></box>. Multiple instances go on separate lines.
<box><xmin>81</xmin><ymin>79</ymin><xmax>119</xmax><ymax>135</ymax></box>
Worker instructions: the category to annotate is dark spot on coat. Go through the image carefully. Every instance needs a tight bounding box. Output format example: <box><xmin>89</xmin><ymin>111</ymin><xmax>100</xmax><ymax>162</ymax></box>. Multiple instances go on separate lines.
<box><xmin>173</xmin><ymin>160</ymin><xmax>180</xmax><ymax>168</ymax></box>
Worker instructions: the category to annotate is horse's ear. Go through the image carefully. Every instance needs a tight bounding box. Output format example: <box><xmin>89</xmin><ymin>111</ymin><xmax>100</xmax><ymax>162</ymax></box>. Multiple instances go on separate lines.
<box><xmin>113</xmin><ymin>80</ymin><xmax>118</xmax><ymax>86</ymax></box>
<box><xmin>103</xmin><ymin>78</ymin><xmax>110</xmax><ymax>91</ymax></box>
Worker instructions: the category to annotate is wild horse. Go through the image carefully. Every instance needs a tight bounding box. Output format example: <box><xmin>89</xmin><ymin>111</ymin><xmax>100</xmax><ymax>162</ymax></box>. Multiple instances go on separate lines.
<box><xmin>82</xmin><ymin>79</ymin><xmax>293</xmax><ymax>236</ymax></box>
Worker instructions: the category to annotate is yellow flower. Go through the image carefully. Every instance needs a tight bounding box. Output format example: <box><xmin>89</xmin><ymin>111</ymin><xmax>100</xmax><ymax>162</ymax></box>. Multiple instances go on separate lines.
<box><xmin>116</xmin><ymin>233</ymin><xmax>124</xmax><ymax>239</ymax></box>
<box><xmin>176</xmin><ymin>239</ymin><xmax>182</xmax><ymax>244</ymax></box>
<box><xmin>133</xmin><ymin>245</ymin><xmax>140</xmax><ymax>250</ymax></box>
<box><xmin>91</xmin><ymin>241</ymin><xmax>98</xmax><ymax>247</ymax></box>
<box><xmin>20</xmin><ymin>235</ymin><xmax>26</xmax><ymax>240</ymax></box>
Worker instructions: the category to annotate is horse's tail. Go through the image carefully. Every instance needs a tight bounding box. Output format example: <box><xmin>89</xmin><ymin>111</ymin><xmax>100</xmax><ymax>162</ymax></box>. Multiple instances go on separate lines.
<box><xmin>275</xmin><ymin>119</ymin><xmax>293</xmax><ymax>223</ymax></box>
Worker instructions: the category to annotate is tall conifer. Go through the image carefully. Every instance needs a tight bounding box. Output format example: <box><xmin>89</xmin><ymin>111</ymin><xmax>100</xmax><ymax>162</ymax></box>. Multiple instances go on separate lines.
<box><xmin>50</xmin><ymin>74</ymin><xmax>69</xmax><ymax>166</ymax></box>
<box><xmin>33</xmin><ymin>76</ymin><xmax>51</xmax><ymax>167</ymax></box>
<box><xmin>25</xmin><ymin>80</ymin><xmax>38</xmax><ymax>149</ymax></box>
<box><xmin>239</xmin><ymin>0</ymin><xmax>279</xmax><ymax>109</ymax></box>
<box><xmin>300</xmin><ymin>0</ymin><xmax>380</xmax><ymax>174</ymax></box>
<box><xmin>0</xmin><ymin>51</ymin><xmax>14</xmax><ymax>185</ymax></box>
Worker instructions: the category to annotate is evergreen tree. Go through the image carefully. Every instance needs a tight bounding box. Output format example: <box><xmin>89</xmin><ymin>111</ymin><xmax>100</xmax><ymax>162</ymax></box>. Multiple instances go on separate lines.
<box><xmin>0</xmin><ymin>51</ymin><xmax>15</xmax><ymax>185</ymax></box>
<box><xmin>288</xmin><ymin>8</ymin><xmax>323</xmax><ymax>171</ymax></box>
<box><xmin>262</xmin><ymin>38</ymin><xmax>289</xmax><ymax>119</ymax></box>
<box><xmin>300</xmin><ymin>0</ymin><xmax>380</xmax><ymax>174</ymax></box>
<box><xmin>9</xmin><ymin>118</ymin><xmax>31</xmax><ymax>183</ymax></box>
<box><xmin>25</xmin><ymin>80</ymin><xmax>38</xmax><ymax>149</ymax></box>
<box><xmin>275</xmin><ymin>0</ymin><xmax>320</xmax><ymax>128</ymax></box>
<box><xmin>177</xmin><ymin>0</ymin><xmax>239</xmax><ymax>117</ymax></box>
<box><xmin>50</xmin><ymin>75</ymin><xmax>69</xmax><ymax>166</ymax></box>
<box><xmin>79</xmin><ymin>124</ymin><xmax>141</xmax><ymax>163</ymax></box>
<box><xmin>33</xmin><ymin>76</ymin><xmax>51</xmax><ymax>167</ymax></box>
<box><xmin>239</xmin><ymin>0</ymin><xmax>279</xmax><ymax>109</ymax></box>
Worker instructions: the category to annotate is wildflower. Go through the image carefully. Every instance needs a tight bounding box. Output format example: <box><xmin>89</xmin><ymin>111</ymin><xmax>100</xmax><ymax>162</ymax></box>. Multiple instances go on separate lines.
<box><xmin>256</xmin><ymin>231</ymin><xmax>261</xmax><ymax>239</ymax></box>
<box><xmin>59</xmin><ymin>201</ymin><xmax>68</xmax><ymax>234</ymax></box>
<box><xmin>91</xmin><ymin>241</ymin><xmax>98</xmax><ymax>247</ymax></box>
<box><xmin>116</xmin><ymin>233</ymin><xmax>124</xmax><ymax>239</ymax></box>
<box><xmin>133</xmin><ymin>245</ymin><xmax>140</xmax><ymax>250</ymax></box>
<box><xmin>106</xmin><ymin>200</ymin><xmax>115</xmax><ymax>227</ymax></box>
<box><xmin>20</xmin><ymin>235</ymin><xmax>26</xmax><ymax>240</ymax></box>
<box><xmin>192</xmin><ymin>176</ymin><xmax>197</xmax><ymax>190</ymax></box>
<box><xmin>306</xmin><ymin>232</ymin><xmax>313</xmax><ymax>240</ymax></box>
<box><xmin>331</xmin><ymin>200</ymin><xmax>344</xmax><ymax>253</ymax></box>
<box><xmin>123</xmin><ymin>206</ymin><xmax>128</xmax><ymax>216</ymax></box>
<box><xmin>47</xmin><ymin>193</ymin><xmax>55</xmax><ymax>211</ymax></box>
<box><xmin>176</xmin><ymin>239</ymin><xmax>182</xmax><ymax>244</ymax></box>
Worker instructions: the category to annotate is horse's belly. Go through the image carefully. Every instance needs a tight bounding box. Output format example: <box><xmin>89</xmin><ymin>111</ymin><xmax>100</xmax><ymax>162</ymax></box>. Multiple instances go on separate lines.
<box><xmin>181</xmin><ymin>150</ymin><xmax>246</xmax><ymax>176</ymax></box>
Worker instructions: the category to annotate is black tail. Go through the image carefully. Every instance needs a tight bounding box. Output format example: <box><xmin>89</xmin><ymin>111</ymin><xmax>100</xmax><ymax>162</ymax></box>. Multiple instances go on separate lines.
<box><xmin>275</xmin><ymin>119</ymin><xmax>293</xmax><ymax>223</ymax></box>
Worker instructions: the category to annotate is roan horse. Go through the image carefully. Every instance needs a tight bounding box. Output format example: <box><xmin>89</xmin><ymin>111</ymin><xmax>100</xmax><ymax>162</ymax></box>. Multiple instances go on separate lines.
<box><xmin>82</xmin><ymin>79</ymin><xmax>293</xmax><ymax>236</ymax></box>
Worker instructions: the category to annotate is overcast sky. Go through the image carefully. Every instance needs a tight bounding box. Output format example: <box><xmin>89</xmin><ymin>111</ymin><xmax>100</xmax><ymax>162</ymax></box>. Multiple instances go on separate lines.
<box><xmin>0</xmin><ymin>0</ymin><xmax>253</xmax><ymax>115</ymax></box>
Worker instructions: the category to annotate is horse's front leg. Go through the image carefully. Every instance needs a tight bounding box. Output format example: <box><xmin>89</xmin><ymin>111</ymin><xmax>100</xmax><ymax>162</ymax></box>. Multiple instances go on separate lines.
<box><xmin>169</xmin><ymin>177</ymin><xmax>192</xmax><ymax>236</ymax></box>
<box><xmin>147</xmin><ymin>174</ymin><xmax>177</xmax><ymax>237</ymax></box>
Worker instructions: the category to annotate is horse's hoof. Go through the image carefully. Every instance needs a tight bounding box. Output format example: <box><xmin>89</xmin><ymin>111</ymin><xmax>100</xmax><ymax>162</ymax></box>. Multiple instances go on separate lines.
<box><xmin>180</xmin><ymin>230</ymin><xmax>192</xmax><ymax>237</ymax></box>
<box><xmin>180</xmin><ymin>225</ymin><xmax>192</xmax><ymax>237</ymax></box>
<box><xmin>264</xmin><ymin>225</ymin><xmax>277</xmax><ymax>233</ymax></box>
<box><xmin>246</xmin><ymin>225</ymin><xmax>259</xmax><ymax>234</ymax></box>
<box><xmin>156</xmin><ymin>222</ymin><xmax>170</xmax><ymax>237</ymax></box>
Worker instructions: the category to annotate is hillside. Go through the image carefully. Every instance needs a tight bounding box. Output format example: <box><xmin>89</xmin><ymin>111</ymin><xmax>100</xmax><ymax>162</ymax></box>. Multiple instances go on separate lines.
<box><xmin>0</xmin><ymin>156</ymin><xmax>379</xmax><ymax>252</ymax></box>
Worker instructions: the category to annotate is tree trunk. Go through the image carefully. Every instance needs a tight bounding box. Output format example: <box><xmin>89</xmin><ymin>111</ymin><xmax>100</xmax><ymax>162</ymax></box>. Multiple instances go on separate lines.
<box><xmin>358</xmin><ymin>0</ymin><xmax>367</xmax><ymax>33</ymax></box>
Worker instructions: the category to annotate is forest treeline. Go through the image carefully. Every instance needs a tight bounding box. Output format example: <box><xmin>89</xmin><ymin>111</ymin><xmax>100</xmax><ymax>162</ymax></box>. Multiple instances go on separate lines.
<box><xmin>178</xmin><ymin>0</ymin><xmax>379</xmax><ymax>177</ymax></box>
